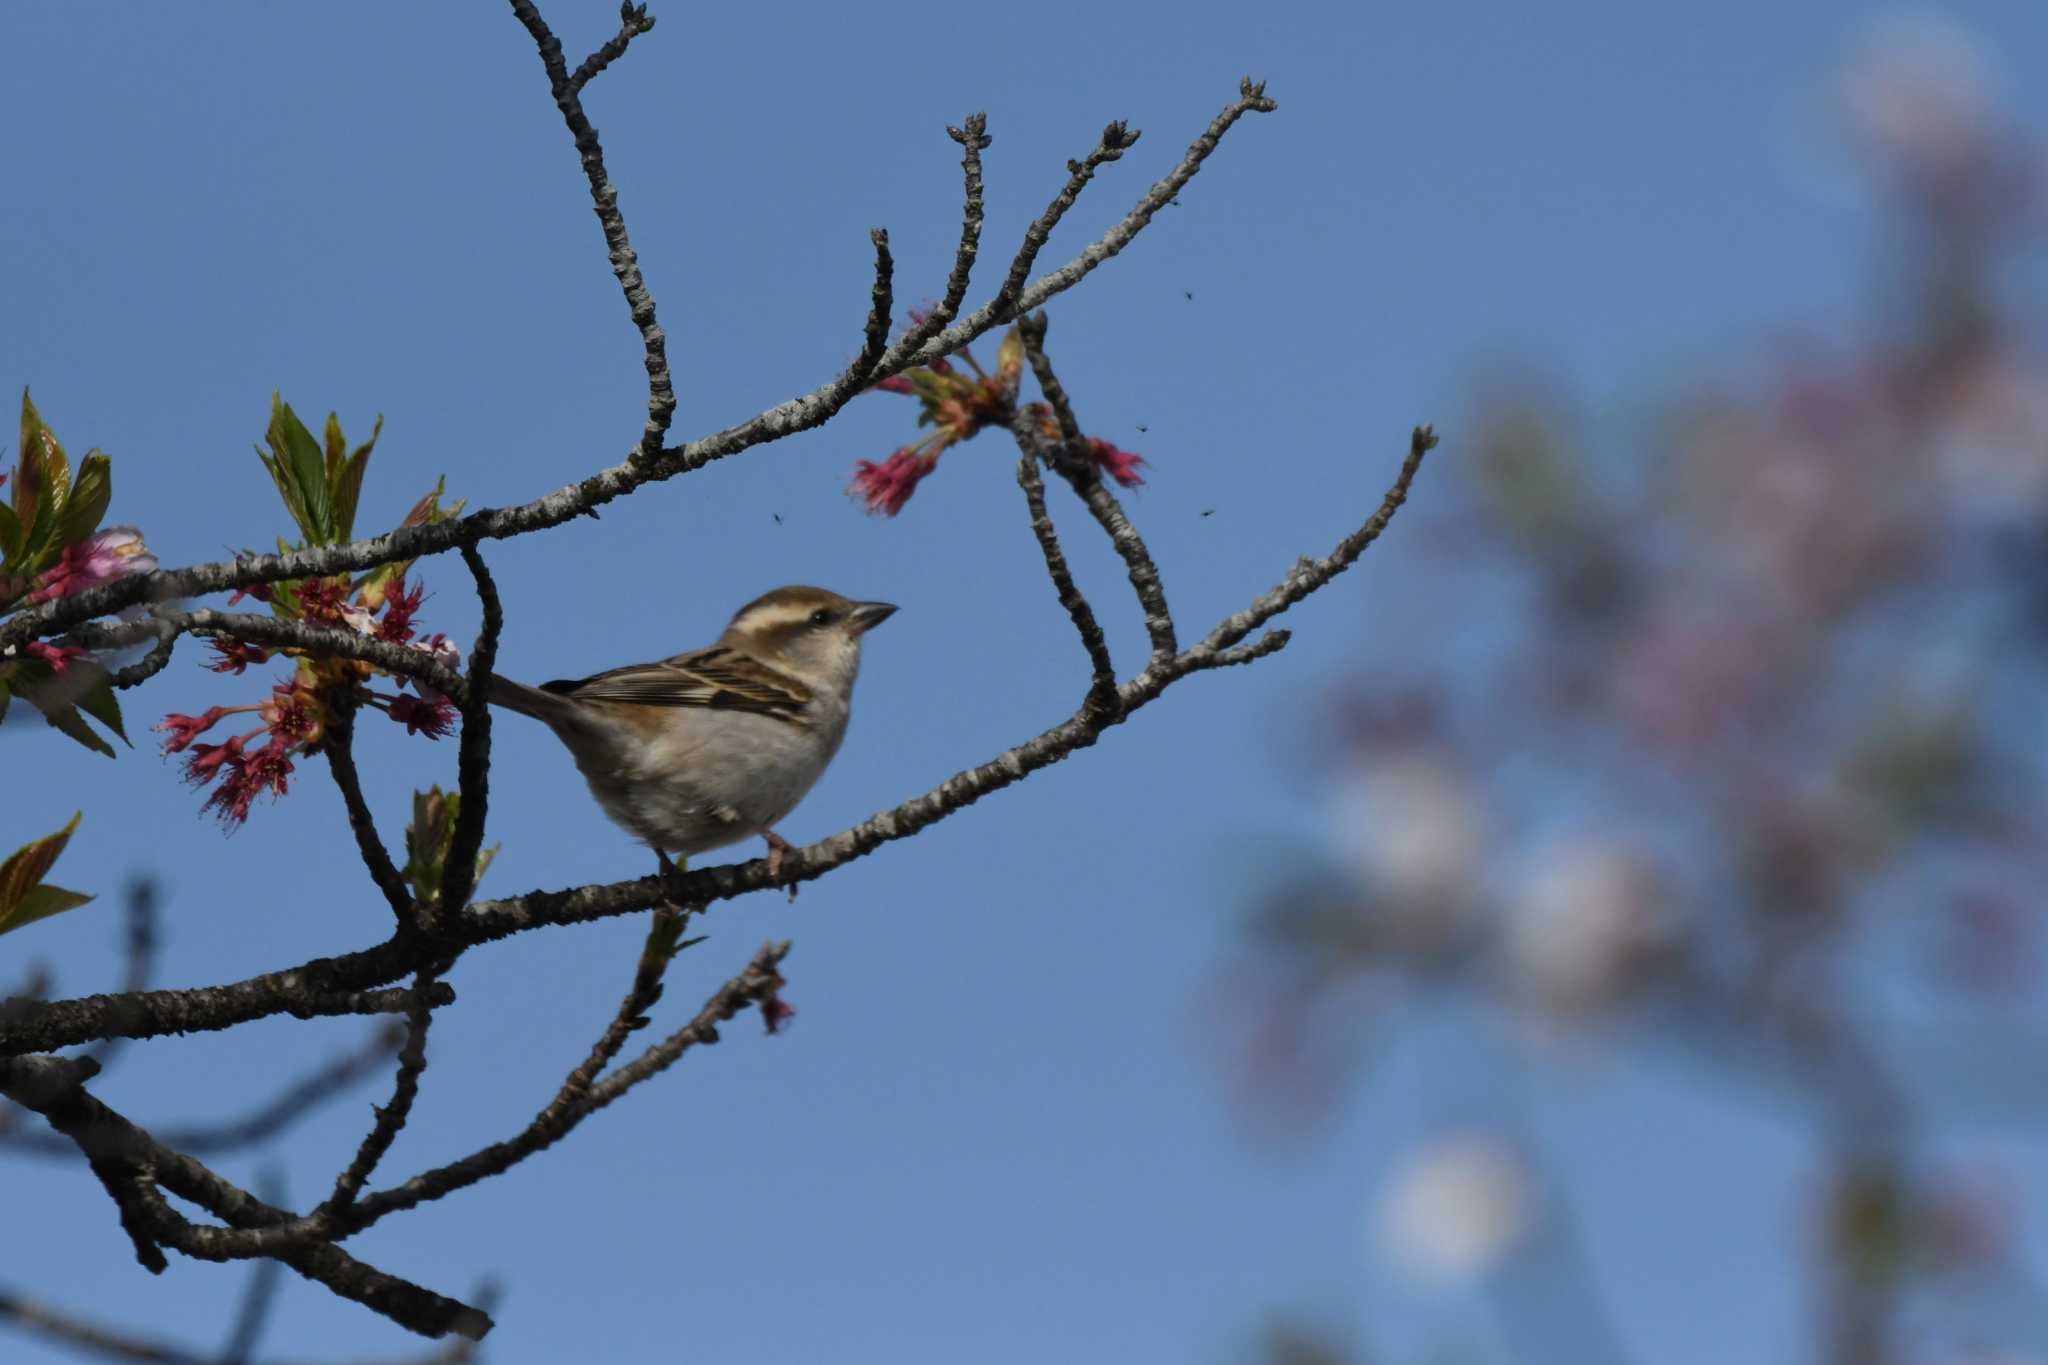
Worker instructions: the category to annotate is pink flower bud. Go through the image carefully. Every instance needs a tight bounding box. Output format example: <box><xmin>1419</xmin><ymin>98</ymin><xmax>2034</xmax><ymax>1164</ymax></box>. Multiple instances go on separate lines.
<box><xmin>847</xmin><ymin>448</ymin><xmax>937</xmax><ymax>517</ymax></box>
<box><xmin>155</xmin><ymin>706</ymin><xmax>230</xmax><ymax>754</ymax></box>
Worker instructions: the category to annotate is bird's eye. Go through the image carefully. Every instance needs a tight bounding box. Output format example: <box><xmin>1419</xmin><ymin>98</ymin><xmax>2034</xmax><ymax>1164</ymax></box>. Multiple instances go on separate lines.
<box><xmin>809</xmin><ymin>608</ymin><xmax>836</xmax><ymax>627</ymax></box>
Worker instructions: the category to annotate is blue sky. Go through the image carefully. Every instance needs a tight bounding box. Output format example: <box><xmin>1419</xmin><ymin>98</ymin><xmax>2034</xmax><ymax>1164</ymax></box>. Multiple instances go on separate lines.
<box><xmin>6</xmin><ymin>2</ymin><xmax>2048</xmax><ymax>1362</ymax></box>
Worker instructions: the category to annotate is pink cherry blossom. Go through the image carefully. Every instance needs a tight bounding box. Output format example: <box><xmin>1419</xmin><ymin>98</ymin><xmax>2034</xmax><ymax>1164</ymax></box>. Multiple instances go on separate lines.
<box><xmin>26</xmin><ymin>527</ymin><xmax>158</xmax><ymax>603</ymax></box>
<box><xmin>848</xmin><ymin>448</ymin><xmax>936</xmax><ymax>516</ymax></box>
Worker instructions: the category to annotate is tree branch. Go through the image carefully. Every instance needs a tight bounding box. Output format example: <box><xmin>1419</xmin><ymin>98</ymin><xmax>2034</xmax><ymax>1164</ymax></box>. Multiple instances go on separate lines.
<box><xmin>888</xmin><ymin>114</ymin><xmax>992</xmax><ymax>361</ymax></box>
<box><xmin>1</xmin><ymin>1024</ymin><xmax>404</xmax><ymax>1159</ymax></box>
<box><xmin>566</xmin><ymin>1</ymin><xmax>656</xmax><ymax>96</ymax></box>
<box><xmin>989</xmin><ymin>119</ymin><xmax>1141</xmax><ymax>321</ymax></box>
<box><xmin>71</xmin><ymin>610</ymin><xmax>466</xmax><ymax>702</ymax></box>
<box><xmin>4</xmin><ymin>421</ymin><xmax>1429</xmax><ymax>1060</ymax></box>
<box><xmin>73</xmin><ymin>879</ymin><xmax>159</xmax><ymax>1075</ymax></box>
<box><xmin>830</xmin><ymin>228</ymin><xmax>897</xmax><ymax>401</ymax></box>
<box><xmin>1196</xmin><ymin>425</ymin><xmax>1437</xmax><ymax>653</ymax></box>
<box><xmin>343</xmin><ymin>939</ymin><xmax>787</xmax><ymax>1231</ymax></box>
<box><xmin>47</xmin><ymin>941</ymin><xmax>788</xmax><ymax>1257</ymax></box>
<box><xmin>507</xmin><ymin>0</ymin><xmax>675</xmax><ymax>461</ymax></box>
<box><xmin>317</xmin><ymin>967</ymin><xmax>442</xmax><ymax>1218</ymax></box>
<box><xmin>217</xmin><ymin>1171</ymin><xmax>287</xmax><ymax>1365</ymax></box>
<box><xmin>324</xmin><ymin>702</ymin><xmax>415</xmax><ymax>922</ymax></box>
<box><xmin>437</xmin><ymin>545</ymin><xmax>502</xmax><ymax>915</ymax></box>
<box><xmin>0</xmin><ymin>1282</ymin><xmax>213</xmax><ymax>1365</ymax></box>
<box><xmin>1</xmin><ymin>976</ymin><xmax>450</xmax><ymax>1060</ymax></box>
<box><xmin>1016</xmin><ymin>314</ymin><xmax>1176</xmax><ymax>661</ymax></box>
<box><xmin>0</xmin><ymin>83</ymin><xmax>1274</xmax><ymax>655</ymax></box>
<box><xmin>1013</xmin><ymin>449</ymin><xmax>1119</xmax><ymax>716</ymax></box>
<box><xmin>0</xmin><ymin>1055</ymin><xmax>492</xmax><ymax>1340</ymax></box>
<box><xmin>885</xmin><ymin>79</ymin><xmax>1276</xmax><ymax>372</ymax></box>
<box><xmin>0</xmin><ymin>1277</ymin><xmax>493</xmax><ymax>1364</ymax></box>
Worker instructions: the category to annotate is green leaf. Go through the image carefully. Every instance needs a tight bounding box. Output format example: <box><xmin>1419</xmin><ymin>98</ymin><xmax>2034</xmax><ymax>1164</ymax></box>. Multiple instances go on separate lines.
<box><xmin>472</xmin><ymin>841</ymin><xmax>499</xmax><ymax>890</ymax></box>
<box><xmin>40</xmin><ymin>701</ymin><xmax>118</xmax><ymax>759</ymax></box>
<box><xmin>0</xmin><ymin>812</ymin><xmax>90</xmax><ymax>937</ymax></box>
<box><xmin>17</xmin><ymin>481</ymin><xmax>59</xmax><ymax>575</ymax></box>
<box><xmin>266</xmin><ymin>395</ymin><xmax>332</xmax><ymax>543</ymax></box>
<box><xmin>54</xmin><ymin>452</ymin><xmax>112</xmax><ymax>548</ymax></box>
<box><xmin>1</xmin><ymin>884</ymin><xmax>95</xmax><ymax>935</ymax></box>
<box><xmin>15</xmin><ymin>388</ymin><xmax>72</xmax><ymax>540</ymax></box>
<box><xmin>402</xmin><ymin>785</ymin><xmax>457</xmax><ymax>906</ymax></box>
<box><xmin>399</xmin><ymin>786</ymin><xmax>494</xmax><ymax>908</ymax></box>
<box><xmin>73</xmin><ymin>672</ymin><xmax>129</xmax><ymax>745</ymax></box>
<box><xmin>0</xmin><ymin>501</ymin><xmax>20</xmax><ymax>568</ymax></box>
<box><xmin>328</xmin><ymin>414</ymin><xmax>381</xmax><ymax>543</ymax></box>
<box><xmin>13</xmin><ymin>657</ymin><xmax>123</xmax><ymax>758</ymax></box>
<box><xmin>323</xmin><ymin>410</ymin><xmax>347</xmax><ymax>482</ymax></box>
<box><xmin>255</xmin><ymin>448</ymin><xmax>309</xmax><ymax>539</ymax></box>
<box><xmin>401</xmin><ymin>475</ymin><xmax>450</xmax><ymax>528</ymax></box>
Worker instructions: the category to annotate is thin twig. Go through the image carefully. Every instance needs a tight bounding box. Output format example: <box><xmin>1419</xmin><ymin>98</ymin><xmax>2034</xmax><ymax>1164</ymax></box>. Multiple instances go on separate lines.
<box><xmin>989</xmin><ymin>120</ymin><xmax>1142</xmax><ymax>321</ymax></box>
<box><xmin>566</xmin><ymin>1</ymin><xmax>656</xmax><ymax>96</ymax></box>
<box><xmin>437</xmin><ymin>545</ymin><xmax>501</xmax><ymax>914</ymax></box>
<box><xmin>507</xmin><ymin>0</ymin><xmax>676</xmax><ymax>461</ymax></box>
<box><xmin>889</xmin><ymin>113</ymin><xmax>992</xmax><ymax>360</ymax></box>
<box><xmin>1195</xmin><ymin>630</ymin><xmax>1293</xmax><ymax>670</ymax></box>
<box><xmin>0</xmin><ymin>83</ymin><xmax>1276</xmax><ymax>656</ymax></box>
<box><xmin>558</xmin><ymin>906</ymin><xmax>692</xmax><ymax>1110</ymax></box>
<box><xmin>884</xmin><ymin>79</ymin><xmax>1277</xmax><ymax>372</ymax></box>
<box><xmin>1</xmin><ymin>1024</ymin><xmax>405</xmax><ymax>1159</ymax></box>
<box><xmin>0</xmin><ymin>1283</ymin><xmax>211</xmax><ymax>1364</ymax></box>
<box><xmin>345</xmin><ymin>940</ymin><xmax>787</xmax><ymax>1231</ymax></box>
<box><xmin>1014</xmin><ymin>450</ymin><xmax>1118</xmax><ymax>715</ymax></box>
<box><xmin>324</xmin><ymin>702</ymin><xmax>414</xmax><ymax>922</ymax></box>
<box><xmin>833</xmin><ymin>228</ymin><xmax>896</xmax><ymax>397</ymax></box>
<box><xmin>217</xmin><ymin>1170</ymin><xmax>287</xmax><ymax>1365</ymax></box>
<box><xmin>1016</xmin><ymin>315</ymin><xmax>1176</xmax><ymax>660</ymax></box>
<box><xmin>0</xmin><ymin>1054</ymin><xmax>491</xmax><ymax>1339</ymax></box>
<box><xmin>51</xmin><ymin>943</ymin><xmax>787</xmax><ymax>1258</ymax></box>
<box><xmin>1197</xmin><ymin>425</ymin><xmax>1437</xmax><ymax>653</ymax></box>
<box><xmin>76</xmin><ymin>879</ymin><xmax>158</xmax><ymax>1074</ymax></box>
<box><xmin>5</xmin><ymin>428</ymin><xmax>1432</xmax><ymax>1057</ymax></box>
<box><xmin>318</xmin><ymin>969</ymin><xmax>443</xmax><ymax>1217</ymax></box>
<box><xmin>0</xmin><ymin>1277</ymin><xmax>497</xmax><ymax>1364</ymax></box>
<box><xmin>121</xmin><ymin>1176</ymin><xmax>488</xmax><ymax>1341</ymax></box>
<box><xmin>168</xmin><ymin>1025</ymin><xmax>403</xmax><ymax>1156</ymax></box>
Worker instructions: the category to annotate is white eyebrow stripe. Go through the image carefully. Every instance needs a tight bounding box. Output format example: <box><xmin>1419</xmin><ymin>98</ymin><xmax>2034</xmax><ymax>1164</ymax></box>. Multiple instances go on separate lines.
<box><xmin>734</xmin><ymin>604</ymin><xmax>822</xmax><ymax>633</ymax></box>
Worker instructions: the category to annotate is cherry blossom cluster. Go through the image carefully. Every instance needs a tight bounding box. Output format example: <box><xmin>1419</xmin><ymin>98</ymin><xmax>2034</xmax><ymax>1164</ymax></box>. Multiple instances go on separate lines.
<box><xmin>849</xmin><ymin>316</ymin><xmax>1147</xmax><ymax>515</ymax></box>
<box><xmin>155</xmin><ymin>572</ymin><xmax>461</xmax><ymax>828</ymax></box>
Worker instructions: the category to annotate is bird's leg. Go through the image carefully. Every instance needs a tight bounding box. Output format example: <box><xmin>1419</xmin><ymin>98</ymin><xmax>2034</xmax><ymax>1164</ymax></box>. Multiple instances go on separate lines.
<box><xmin>762</xmin><ymin>831</ymin><xmax>797</xmax><ymax>902</ymax></box>
<box><xmin>655</xmin><ymin>848</ymin><xmax>689</xmax><ymax>907</ymax></box>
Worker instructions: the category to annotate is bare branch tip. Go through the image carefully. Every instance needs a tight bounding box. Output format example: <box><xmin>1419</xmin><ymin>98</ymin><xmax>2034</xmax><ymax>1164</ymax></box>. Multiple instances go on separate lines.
<box><xmin>1239</xmin><ymin>77</ymin><xmax>1278</xmax><ymax>111</ymax></box>
<box><xmin>947</xmin><ymin>113</ymin><xmax>992</xmax><ymax>150</ymax></box>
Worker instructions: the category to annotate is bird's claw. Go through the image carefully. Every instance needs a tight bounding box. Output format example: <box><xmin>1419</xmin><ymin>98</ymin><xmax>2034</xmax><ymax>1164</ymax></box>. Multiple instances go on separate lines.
<box><xmin>763</xmin><ymin>832</ymin><xmax>797</xmax><ymax>902</ymax></box>
<box><xmin>655</xmin><ymin>849</ymin><xmax>689</xmax><ymax>909</ymax></box>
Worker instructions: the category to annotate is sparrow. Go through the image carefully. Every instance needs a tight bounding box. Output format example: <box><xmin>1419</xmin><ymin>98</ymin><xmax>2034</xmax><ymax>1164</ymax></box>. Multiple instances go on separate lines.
<box><xmin>485</xmin><ymin>585</ymin><xmax>897</xmax><ymax>886</ymax></box>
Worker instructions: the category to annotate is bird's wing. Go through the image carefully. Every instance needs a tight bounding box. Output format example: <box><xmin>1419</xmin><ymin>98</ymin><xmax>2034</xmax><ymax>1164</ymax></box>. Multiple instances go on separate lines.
<box><xmin>541</xmin><ymin>646</ymin><xmax>813</xmax><ymax>723</ymax></box>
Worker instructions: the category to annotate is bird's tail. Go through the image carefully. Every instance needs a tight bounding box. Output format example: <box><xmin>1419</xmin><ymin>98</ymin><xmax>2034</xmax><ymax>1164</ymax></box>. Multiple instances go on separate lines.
<box><xmin>484</xmin><ymin>673</ymin><xmax>584</xmax><ymax>726</ymax></box>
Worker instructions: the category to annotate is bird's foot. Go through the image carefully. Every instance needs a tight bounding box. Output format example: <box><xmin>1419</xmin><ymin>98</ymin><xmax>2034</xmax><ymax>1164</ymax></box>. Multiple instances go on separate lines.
<box><xmin>763</xmin><ymin>831</ymin><xmax>797</xmax><ymax>902</ymax></box>
<box><xmin>655</xmin><ymin>849</ymin><xmax>689</xmax><ymax>908</ymax></box>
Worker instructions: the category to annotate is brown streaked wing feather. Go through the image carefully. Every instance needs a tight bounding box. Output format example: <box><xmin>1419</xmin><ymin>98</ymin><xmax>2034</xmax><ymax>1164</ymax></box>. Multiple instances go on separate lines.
<box><xmin>542</xmin><ymin>646</ymin><xmax>812</xmax><ymax>722</ymax></box>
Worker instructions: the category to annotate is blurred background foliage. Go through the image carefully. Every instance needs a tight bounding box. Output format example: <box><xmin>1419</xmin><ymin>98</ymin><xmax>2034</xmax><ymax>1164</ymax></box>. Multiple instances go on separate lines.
<box><xmin>1231</xmin><ymin>16</ymin><xmax>2048</xmax><ymax>1365</ymax></box>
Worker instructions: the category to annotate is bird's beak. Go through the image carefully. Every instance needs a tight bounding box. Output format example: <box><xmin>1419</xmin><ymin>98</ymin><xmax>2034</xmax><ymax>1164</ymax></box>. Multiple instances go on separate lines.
<box><xmin>849</xmin><ymin>600</ymin><xmax>898</xmax><ymax>634</ymax></box>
